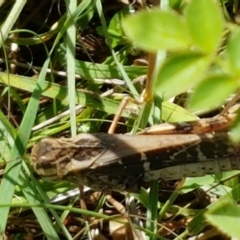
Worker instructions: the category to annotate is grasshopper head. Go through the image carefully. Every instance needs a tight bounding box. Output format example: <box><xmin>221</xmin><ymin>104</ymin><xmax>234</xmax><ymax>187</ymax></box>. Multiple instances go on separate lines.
<box><xmin>31</xmin><ymin>138</ymin><xmax>74</xmax><ymax>182</ymax></box>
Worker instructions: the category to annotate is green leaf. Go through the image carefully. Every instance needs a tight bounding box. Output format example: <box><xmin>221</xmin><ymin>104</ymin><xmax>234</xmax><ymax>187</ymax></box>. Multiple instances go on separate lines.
<box><xmin>229</xmin><ymin>111</ymin><xmax>240</xmax><ymax>142</ymax></box>
<box><xmin>154</xmin><ymin>52</ymin><xmax>209</xmax><ymax>100</ymax></box>
<box><xmin>188</xmin><ymin>184</ymin><xmax>240</xmax><ymax>235</ymax></box>
<box><xmin>181</xmin><ymin>176</ymin><xmax>216</xmax><ymax>194</ymax></box>
<box><xmin>107</xmin><ymin>7</ymin><xmax>128</xmax><ymax>48</ymax></box>
<box><xmin>185</xmin><ymin>0</ymin><xmax>223</xmax><ymax>53</ymax></box>
<box><xmin>227</xmin><ymin>29</ymin><xmax>240</xmax><ymax>75</ymax></box>
<box><xmin>181</xmin><ymin>171</ymin><xmax>240</xmax><ymax>194</ymax></box>
<box><xmin>205</xmin><ymin>200</ymin><xmax>240</xmax><ymax>239</ymax></box>
<box><xmin>188</xmin><ymin>74</ymin><xmax>238</xmax><ymax>112</ymax></box>
<box><xmin>122</xmin><ymin>9</ymin><xmax>190</xmax><ymax>51</ymax></box>
<box><xmin>161</xmin><ymin>101</ymin><xmax>199</xmax><ymax>122</ymax></box>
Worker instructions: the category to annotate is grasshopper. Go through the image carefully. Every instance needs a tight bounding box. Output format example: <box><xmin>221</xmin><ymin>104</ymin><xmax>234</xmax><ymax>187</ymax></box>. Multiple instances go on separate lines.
<box><xmin>31</xmin><ymin>104</ymin><xmax>240</xmax><ymax>192</ymax></box>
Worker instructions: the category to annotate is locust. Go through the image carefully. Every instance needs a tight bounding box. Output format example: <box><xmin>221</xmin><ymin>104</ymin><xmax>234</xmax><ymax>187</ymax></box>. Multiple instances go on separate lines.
<box><xmin>30</xmin><ymin>104</ymin><xmax>240</xmax><ymax>192</ymax></box>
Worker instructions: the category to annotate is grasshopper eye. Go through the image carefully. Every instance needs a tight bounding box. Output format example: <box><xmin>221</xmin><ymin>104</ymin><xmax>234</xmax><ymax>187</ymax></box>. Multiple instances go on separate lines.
<box><xmin>36</xmin><ymin>156</ymin><xmax>53</xmax><ymax>168</ymax></box>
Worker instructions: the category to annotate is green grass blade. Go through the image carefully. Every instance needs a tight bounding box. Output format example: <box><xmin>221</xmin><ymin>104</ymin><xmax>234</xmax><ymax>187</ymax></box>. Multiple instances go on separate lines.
<box><xmin>20</xmin><ymin>162</ymin><xmax>73</xmax><ymax>239</ymax></box>
<box><xmin>66</xmin><ymin>0</ymin><xmax>77</xmax><ymax>137</ymax></box>
<box><xmin>95</xmin><ymin>0</ymin><xmax>139</xmax><ymax>100</ymax></box>
<box><xmin>0</xmin><ymin>58</ymin><xmax>50</xmax><ymax>236</ymax></box>
<box><xmin>18</xmin><ymin>170</ymin><xmax>61</xmax><ymax>240</ymax></box>
<box><xmin>0</xmin><ymin>0</ymin><xmax>26</xmax><ymax>48</ymax></box>
<box><xmin>0</xmin><ymin>72</ymin><xmax>136</xmax><ymax>119</ymax></box>
<box><xmin>146</xmin><ymin>180</ymin><xmax>159</xmax><ymax>240</ymax></box>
